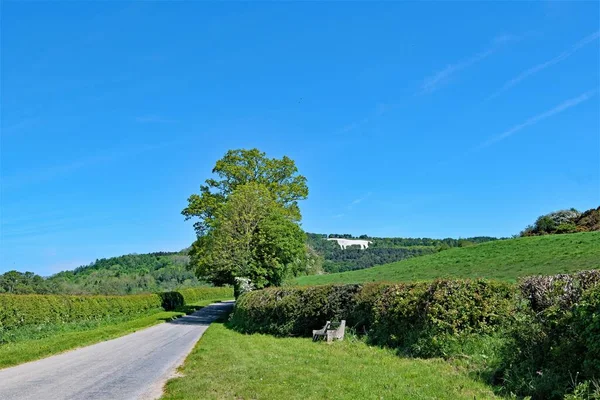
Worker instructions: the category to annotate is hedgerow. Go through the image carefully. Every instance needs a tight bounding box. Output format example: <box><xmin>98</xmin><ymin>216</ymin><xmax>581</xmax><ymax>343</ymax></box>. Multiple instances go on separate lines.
<box><xmin>0</xmin><ymin>286</ymin><xmax>233</xmax><ymax>331</ymax></box>
<box><xmin>499</xmin><ymin>271</ymin><xmax>600</xmax><ymax>399</ymax></box>
<box><xmin>230</xmin><ymin>279</ymin><xmax>516</xmax><ymax>352</ymax></box>
<box><xmin>178</xmin><ymin>287</ymin><xmax>234</xmax><ymax>305</ymax></box>
<box><xmin>0</xmin><ymin>294</ymin><xmax>161</xmax><ymax>331</ymax></box>
<box><xmin>231</xmin><ymin>271</ymin><xmax>600</xmax><ymax>399</ymax></box>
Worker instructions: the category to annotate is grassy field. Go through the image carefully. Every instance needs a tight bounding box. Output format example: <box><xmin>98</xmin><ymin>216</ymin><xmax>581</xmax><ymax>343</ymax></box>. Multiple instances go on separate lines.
<box><xmin>0</xmin><ymin>299</ymin><xmax>231</xmax><ymax>369</ymax></box>
<box><xmin>162</xmin><ymin>323</ymin><xmax>500</xmax><ymax>400</ymax></box>
<box><xmin>294</xmin><ymin>231</ymin><xmax>600</xmax><ymax>285</ymax></box>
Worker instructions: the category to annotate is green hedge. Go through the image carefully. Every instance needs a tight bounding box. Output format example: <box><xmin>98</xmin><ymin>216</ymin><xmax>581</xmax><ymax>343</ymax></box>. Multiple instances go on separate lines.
<box><xmin>0</xmin><ymin>293</ymin><xmax>162</xmax><ymax>331</ymax></box>
<box><xmin>231</xmin><ymin>272</ymin><xmax>600</xmax><ymax>399</ymax></box>
<box><xmin>500</xmin><ymin>275</ymin><xmax>600</xmax><ymax>399</ymax></box>
<box><xmin>0</xmin><ymin>286</ymin><xmax>233</xmax><ymax>331</ymax></box>
<box><xmin>230</xmin><ymin>279</ymin><xmax>516</xmax><ymax>352</ymax></box>
<box><xmin>177</xmin><ymin>287</ymin><xmax>234</xmax><ymax>304</ymax></box>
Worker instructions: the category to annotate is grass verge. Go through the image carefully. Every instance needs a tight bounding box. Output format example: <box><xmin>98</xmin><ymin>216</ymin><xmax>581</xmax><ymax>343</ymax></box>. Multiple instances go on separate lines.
<box><xmin>162</xmin><ymin>323</ymin><xmax>500</xmax><ymax>400</ymax></box>
<box><xmin>0</xmin><ymin>299</ymin><xmax>231</xmax><ymax>369</ymax></box>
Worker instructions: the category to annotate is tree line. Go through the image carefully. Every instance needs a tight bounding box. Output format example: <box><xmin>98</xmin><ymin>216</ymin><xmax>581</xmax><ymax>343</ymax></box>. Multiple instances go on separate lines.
<box><xmin>0</xmin><ymin>252</ymin><xmax>204</xmax><ymax>295</ymax></box>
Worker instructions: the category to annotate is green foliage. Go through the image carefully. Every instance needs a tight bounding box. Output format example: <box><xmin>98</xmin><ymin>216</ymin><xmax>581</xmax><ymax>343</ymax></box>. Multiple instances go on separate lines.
<box><xmin>0</xmin><ymin>293</ymin><xmax>162</xmax><ymax>332</ymax></box>
<box><xmin>369</xmin><ymin>280</ymin><xmax>515</xmax><ymax>357</ymax></box>
<box><xmin>230</xmin><ymin>279</ymin><xmax>516</xmax><ymax>358</ymax></box>
<box><xmin>294</xmin><ymin>231</ymin><xmax>600</xmax><ymax>285</ymax></box>
<box><xmin>498</xmin><ymin>273</ymin><xmax>600</xmax><ymax>399</ymax></box>
<box><xmin>0</xmin><ymin>271</ymin><xmax>52</xmax><ymax>294</ymax></box>
<box><xmin>576</xmin><ymin>286</ymin><xmax>600</xmax><ymax>379</ymax></box>
<box><xmin>521</xmin><ymin>206</ymin><xmax>600</xmax><ymax>237</ymax></box>
<box><xmin>177</xmin><ymin>287</ymin><xmax>234</xmax><ymax>305</ymax></box>
<box><xmin>184</xmin><ymin>149</ymin><xmax>311</xmax><ymax>289</ymax></box>
<box><xmin>191</xmin><ymin>183</ymin><xmax>308</xmax><ymax>288</ymax></box>
<box><xmin>182</xmin><ymin>148</ymin><xmax>308</xmax><ymax>236</ymax></box>
<box><xmin>0</xmin><ymin>287</ymin><xmax>233</xmax><ymax>332</ymax></box>
<box><xmin>1</xmin><ymin>251</ymin><xmax>205</xmax><ymax>296</ymax></box>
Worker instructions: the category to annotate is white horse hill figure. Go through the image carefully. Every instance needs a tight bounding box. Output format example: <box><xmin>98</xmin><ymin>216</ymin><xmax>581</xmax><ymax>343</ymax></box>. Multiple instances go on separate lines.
<box><xmin>327</xmin><ymin>238</ymin><xmax>372</xmax><ymax>250</ymax></box>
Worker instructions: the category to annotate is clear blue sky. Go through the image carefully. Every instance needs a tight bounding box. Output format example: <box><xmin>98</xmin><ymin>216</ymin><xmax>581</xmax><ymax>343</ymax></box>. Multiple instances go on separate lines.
<box><xmin>1</xmin><ymin>2</ymin><xmax>599</xmax><ymax>275</ymax></box>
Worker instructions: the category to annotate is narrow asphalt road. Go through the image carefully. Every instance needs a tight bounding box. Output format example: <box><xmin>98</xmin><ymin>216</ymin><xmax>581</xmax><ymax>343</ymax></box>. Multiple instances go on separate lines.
<box><xmin>0</xmin><ymin>301</ymin><xmax>234</xmax><ymax>400</ymax></box>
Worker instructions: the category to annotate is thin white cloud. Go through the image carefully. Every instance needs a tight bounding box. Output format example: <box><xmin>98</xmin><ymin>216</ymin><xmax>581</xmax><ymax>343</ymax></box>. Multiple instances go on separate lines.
<box><xmin>477</xmin><ymin>90</ymin><xmax>597</xmax><ymax>149</ymax></box>
<box><xmin>420</xmin><ymin>33</ymin><xmax>523</xmax><ymax>94</ymax></box>
<box><xmin>332</xmin><ymin>214</ymin><xmax>345</xmax><ymax>219</ymax></box>
<box><xmin>488</xmin><ymin>31</ymin><xmax>600</xmax><ymax>100</ymax></box>
<box><xmin>348</xmin><ymin>192</ymin><xmax>373</xmax><ymax>209</ymax></box>
<box><xmin>421</xmin><ymin>48</ymin><xmax>495</xmax><ymax>94</ymax></box>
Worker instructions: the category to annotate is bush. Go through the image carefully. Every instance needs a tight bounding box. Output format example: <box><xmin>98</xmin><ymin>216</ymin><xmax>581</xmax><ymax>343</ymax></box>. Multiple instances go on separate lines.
<box><xmin>367</xmin><ymin>280</ymin><xmax>515</xmax><ymax>357</ymax></box>
<box><xmin>574</xmin><ymin>285</ymin><xmax>600</xmax><ymax>380</ymax></box>
<box><xmin>0</xmin><ymin>286</ymin><xmax>233</xmax><ymax>331</ymax></box>
<box><xmin>520</xmin><ymin>270</ymin><xmax>600</xmax><ymax>312</ymax></box>
<box><xmin>230</xmin><ymin>284</ymin><xmax>362</xmax><ymax>336</ymax></box>
<box><xmin>231</xmin><ymin>279</ymin><xmax>516</xmax><ymax>357</ymax></box>
<box><xmin>499</xmin><ymin>272</ymin><xmax>600</xmax><ymax>399</ymax></box>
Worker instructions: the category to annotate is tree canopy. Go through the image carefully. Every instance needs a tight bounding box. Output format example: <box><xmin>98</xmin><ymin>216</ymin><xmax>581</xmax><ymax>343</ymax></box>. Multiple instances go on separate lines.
<box><xmin>182</xmin><ymin>148</ymin><xmax>308</xmax><ymax>236</ymax></box>
<box><xmin>184</xmin><ymin>149</ymin><xmax>310</xmax><ymax>289</ymax></box>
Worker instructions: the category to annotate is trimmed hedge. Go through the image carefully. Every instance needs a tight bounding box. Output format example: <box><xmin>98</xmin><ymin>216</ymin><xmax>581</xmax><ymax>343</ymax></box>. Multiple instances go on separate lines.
<box><xmin>0</xmin><ymin>286</ymin><xmax>233</xmax><ymax>331</ymax></box>
<box><xmin>178</xmin><ymin>287</ymin><xmax>234</xmax><ymax>305</ymax></box>
<box><xmin>230</xmin><ymin>279</ymin><xmax>516</xmax><ymax>354</ymax></box>
<box><xmin>0</xmin><ymin>294</ymin><xmax>161</xmax><ymax>331</ymax></box>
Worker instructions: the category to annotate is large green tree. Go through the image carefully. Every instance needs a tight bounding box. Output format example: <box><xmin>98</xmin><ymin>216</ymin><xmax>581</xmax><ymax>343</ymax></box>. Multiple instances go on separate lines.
<box><xmin>190</xmin><ymin>182</ymin><xmax>306</xmax><ymax>288</ymax></box>
<box><xmin>182</xmin><ymin>148</ymin><xmax>308</xmax><ymax>236</ymax></box>
<box><xmin>183</xmin><ymin>149</ymin><xmax>310</xmax><ymax>288</ymax></box>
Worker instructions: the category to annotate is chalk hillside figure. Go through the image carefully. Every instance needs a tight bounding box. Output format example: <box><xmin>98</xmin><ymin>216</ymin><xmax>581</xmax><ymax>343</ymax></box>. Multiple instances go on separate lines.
<box><xmin>327</xmin><ymin>238</ymin><xmax>372</xmax><ymax>250</ymax></box>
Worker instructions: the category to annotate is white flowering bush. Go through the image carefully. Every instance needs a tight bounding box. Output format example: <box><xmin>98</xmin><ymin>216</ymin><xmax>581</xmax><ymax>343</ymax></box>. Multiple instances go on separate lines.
<box><xmin>234</xmin><ymin>277</ymin><xmax>255</xmax><ymax>298</ymax></box>
<box><xmin>521</xmin><ymin>208</ymin><xmax>581</xmax><ymax>236</ymax></box>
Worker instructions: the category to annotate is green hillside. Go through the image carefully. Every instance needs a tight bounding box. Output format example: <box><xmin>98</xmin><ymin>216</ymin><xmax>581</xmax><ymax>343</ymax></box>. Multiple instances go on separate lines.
<box><xmin>1</xmin><ymin>250</ymin><xmax>204</xmax><ymax>295</ymax></box>
<box><xmin>294</xmin><ymin>231</ymin><xmax>600</xmax><ymax>285</ymax></box>
<box><xmin>307</xmin><ymin>233</ymin><xmax>499</xmax><ymax>273</ymax></box>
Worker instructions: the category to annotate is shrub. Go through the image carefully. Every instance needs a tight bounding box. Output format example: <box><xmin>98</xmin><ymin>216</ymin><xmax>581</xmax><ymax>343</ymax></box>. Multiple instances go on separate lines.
<box><xmin>574</xmin><ymin>285</ymin><xmax>600</xmax><ymax>379</ymax></box>
<box><xmin>499</xmin><ymin>272</ymin><xmax>600</xmax><ymax>399</ymax></box>
<box><xmin>0</xmin><ymin>286</ymin><xmax>233</xmax><ymax>332</ymax></box>
<box><xmin>520</xmin><ymin>270</ymin><xmax>600</xmax><ymax>312</ymax></box>
<box><xmin>231</xmin><ymin>279</ymin><xmax>516</xmax><ymax>357</ymax></box>
<box><xmin>230</xmin><ymin>284</ymin><xmax>362</xmax><ymax>336</ymax></box>
<box><xmin>368</xmin><ymin>280</ymin><xmax>515</xmax><ymax>356</ymax></box>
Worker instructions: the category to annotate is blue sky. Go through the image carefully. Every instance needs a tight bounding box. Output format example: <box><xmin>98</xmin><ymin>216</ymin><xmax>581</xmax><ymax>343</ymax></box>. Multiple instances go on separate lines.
<box><xmin>1</xmin><ymin>2</ymin><xmax>599</xmax><ymax>275</ymax></box>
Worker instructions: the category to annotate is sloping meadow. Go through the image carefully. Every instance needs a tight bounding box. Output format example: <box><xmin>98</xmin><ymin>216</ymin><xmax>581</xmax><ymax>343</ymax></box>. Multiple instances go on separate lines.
<box><xmin>231</xmin><ymin>271</ymin><xmax>600</xmax><ymax>399</ymax></box>
<box><xmin>0</xmin><ymin>286</ymin><xmax>233</xmax><ymax>331</ymax></box>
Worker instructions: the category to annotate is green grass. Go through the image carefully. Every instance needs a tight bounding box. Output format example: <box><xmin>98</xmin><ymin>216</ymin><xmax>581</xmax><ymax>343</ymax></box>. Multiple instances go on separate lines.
<box><xmin>294</xmin><ymin>231</ymin><xmax>600</xmax><ymax>285</ymax></box>
<box><xmin>0</xmin><ymin>299</ymin><xmax>231</xmax><ymax>369</ymax></box>
<box><xmin>162</xmin><ymin>323</ymin><xmax>500</xmax><ymax>400</ymax></box>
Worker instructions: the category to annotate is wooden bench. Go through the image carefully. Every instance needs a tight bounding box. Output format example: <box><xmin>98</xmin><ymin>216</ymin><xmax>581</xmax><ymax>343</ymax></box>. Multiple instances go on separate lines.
<box><xmin>312</xmin><ymin>320</ymin><xmax>346</xmax><ymax>342</ymax></box>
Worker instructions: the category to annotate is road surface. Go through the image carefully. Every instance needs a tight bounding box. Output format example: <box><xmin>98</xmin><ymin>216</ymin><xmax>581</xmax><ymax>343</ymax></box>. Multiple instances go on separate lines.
<box><xmin>0</xmin><ymin>301</ymin><xmax>234</xmax><ymax>400</ymax></box>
